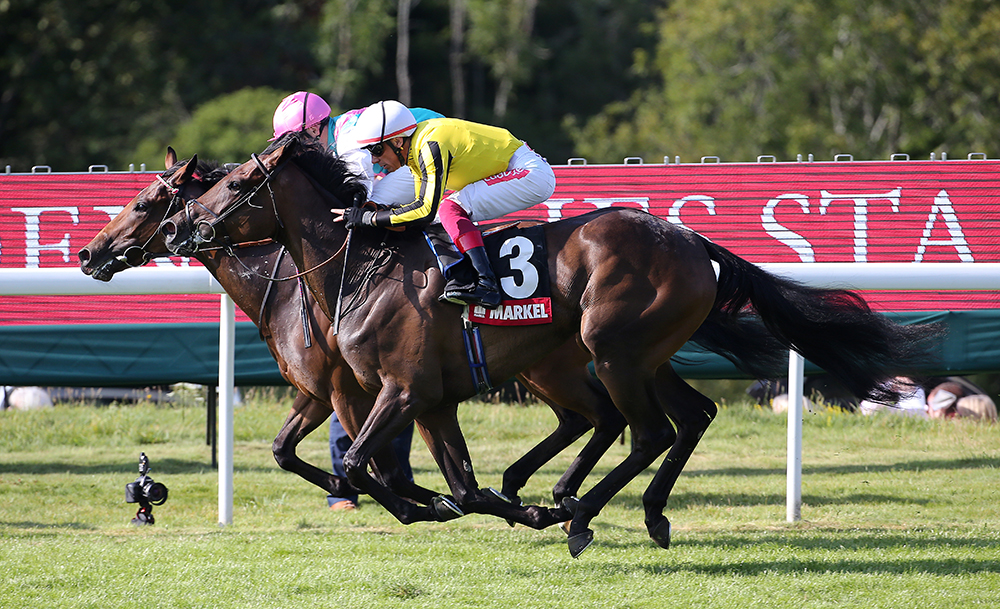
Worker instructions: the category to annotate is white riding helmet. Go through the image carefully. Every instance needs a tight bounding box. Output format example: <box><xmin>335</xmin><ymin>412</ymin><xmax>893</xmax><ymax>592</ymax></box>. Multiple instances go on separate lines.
<box><xmin>270</xmin><ymin>91</ymin><xmax>332</xmax><ymax>141</ymax></box>
<box><xmin>355</xmin><ymin>100</ymin><xmax>417</xmax><ymax>147</ymax></box>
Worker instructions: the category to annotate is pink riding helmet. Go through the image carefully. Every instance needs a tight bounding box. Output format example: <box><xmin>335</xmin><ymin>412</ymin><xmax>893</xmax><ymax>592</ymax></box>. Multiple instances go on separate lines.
<box><xmin>270</xmin><ymin>91</ymin><xmax>332</xmax><ymax>141</ymax></box>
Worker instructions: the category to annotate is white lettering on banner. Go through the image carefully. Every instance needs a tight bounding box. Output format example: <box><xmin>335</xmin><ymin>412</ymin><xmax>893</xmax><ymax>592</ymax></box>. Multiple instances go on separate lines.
<box><xmin>819</xmin><ymin>189</ymin><xmax>901</xmax><ymax>262</ymax></box>
<box><xmin>11</xmin><ymin>206</ymin><xmax>80</xmax><ymax>268</ymax></box>
<box><xmin>93</xmin><ymin>205</ymin><xmax>124</xmax><ymax>220</ymax></box>
<box><xmin>915</xmin><ymin>190</ymin><xmax>974</xmax><ymax>262</ymax></box>
<box><xmin>539</xmin><ymin>187</ymin><xmax>977</xmax><ymax>263</ymax></box>
<box><xmin>668</xmin><ymin>195</ymin><xmax>716</xmax><ymax>227</ymax></box>
<box><xmin>583</xmin><ymin>197</ymin><xmax>650</xmax><ymax>212</ymax></box>
<box><xmin>541</xmin><ymin>199</ymin><xmax>574</xmax><ymax>222</ymax></box>
<box><xmin>499</xmin><ymin>235</ymin><xmax>538</xmax><ymax>299</ymax></box>
<box><xmin>762</xmin><ymin>194</ymin><xmax>815</xmax><ymax>262</ymax></box>
<box><xmin>539</xmin><ymin>197</ymin><xmax>650</xmax><ymax>221</ymax></box>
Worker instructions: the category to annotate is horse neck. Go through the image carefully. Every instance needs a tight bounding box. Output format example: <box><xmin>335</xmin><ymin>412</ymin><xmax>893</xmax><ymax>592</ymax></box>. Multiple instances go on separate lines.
<box><xmin>269</xmin><ymin>175</ymin><xmax>348</xmax><ymax>323</ymax></box>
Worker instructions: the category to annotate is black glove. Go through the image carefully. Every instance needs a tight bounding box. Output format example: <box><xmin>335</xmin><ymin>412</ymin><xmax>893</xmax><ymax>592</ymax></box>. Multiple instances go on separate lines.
<box><xmin>342</xmin><ymin>206</ymin><xmax>376</xmax><ymax>229</ymax></box>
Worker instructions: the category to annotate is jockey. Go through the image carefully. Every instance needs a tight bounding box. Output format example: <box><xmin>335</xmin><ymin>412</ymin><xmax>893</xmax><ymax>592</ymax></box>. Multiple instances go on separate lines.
<box><xmin>270</xmin><ymin>91</ymin><xmax>443</xmax><ymax>206</ymax></box>
<box><xmin>335</xmin><ymin>100</ymin><xmax>556</xmax><ymax>309</ymax></box>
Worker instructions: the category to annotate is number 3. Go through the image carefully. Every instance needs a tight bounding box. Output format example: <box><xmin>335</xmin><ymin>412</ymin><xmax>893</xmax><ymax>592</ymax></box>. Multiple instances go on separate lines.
<box><xmin>498</xmin><ymin>236</ymin><xmax>538</xmax><ymax>299</ymax></box>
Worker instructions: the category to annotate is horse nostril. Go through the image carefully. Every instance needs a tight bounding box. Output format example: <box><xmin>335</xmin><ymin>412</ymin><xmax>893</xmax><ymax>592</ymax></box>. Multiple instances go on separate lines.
<box><xmin>160</xmin><ymin>221</ymin><xmax>176</xmax><ymax>238</ymax></box>
<box><xmin>78</xmin><ymin>248</ymin><xmax>91</xmax><ymax>264</ymax></box>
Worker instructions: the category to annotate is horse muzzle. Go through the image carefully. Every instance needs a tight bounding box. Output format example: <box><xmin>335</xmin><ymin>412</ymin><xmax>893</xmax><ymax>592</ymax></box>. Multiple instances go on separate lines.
<box><xmin>161</xmin><ymin>218</ymin><xmax>218</xmax><ymax>256</ymax></box>
<box><xmin>79</xmin><ymin>247</ymin><xmax>126</xmax><ymax>282</ymax></box>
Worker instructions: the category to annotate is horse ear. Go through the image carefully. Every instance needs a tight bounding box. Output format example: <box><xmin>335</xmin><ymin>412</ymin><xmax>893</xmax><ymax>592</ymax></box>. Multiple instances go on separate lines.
<box><xmin>165</xmin><ymin>147</ymin><xmax>178</xmax><ymax>169</ymax></box>
<box><xmin>176</xmin><ymin>154</ymin><xmax>199</xmax><ymax>183</ymax></box>
<box><xmin>264</xmin><ymin>138</ymin><xmax>299</xmax><ymax>170</ymax></box>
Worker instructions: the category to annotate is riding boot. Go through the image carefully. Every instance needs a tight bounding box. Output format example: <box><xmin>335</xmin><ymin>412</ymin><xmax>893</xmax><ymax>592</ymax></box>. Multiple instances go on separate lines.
<box><xmin>443</xmin><ymin>245</ymin><xmax>502</xmax><ymax>309</ymax></box>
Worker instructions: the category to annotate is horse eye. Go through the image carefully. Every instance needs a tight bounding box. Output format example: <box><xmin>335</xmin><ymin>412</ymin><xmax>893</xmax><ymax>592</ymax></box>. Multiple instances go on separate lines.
<box><xmin>135</xmin><ymin>201</ymin><xmax>148</xmax><ymax>213</ymax></box>
<box><xmin>227</xmin><ymin>180</ymin><xmax>242</xmax><ymax>192</ymax></box>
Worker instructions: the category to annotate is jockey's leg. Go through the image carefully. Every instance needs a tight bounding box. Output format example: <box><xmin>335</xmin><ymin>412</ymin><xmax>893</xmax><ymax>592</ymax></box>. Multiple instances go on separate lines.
<box><xmin>438</xmin><ymin>197</ymin><xmax>501</xmax><ymax>309</ymax></box>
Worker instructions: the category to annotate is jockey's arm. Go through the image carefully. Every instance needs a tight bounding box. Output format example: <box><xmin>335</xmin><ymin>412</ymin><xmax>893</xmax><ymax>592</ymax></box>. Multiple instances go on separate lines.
<box><xmin>368</xmin><ymin>140</ymin><xmax>449</xmax><ymax>229</ymax></box>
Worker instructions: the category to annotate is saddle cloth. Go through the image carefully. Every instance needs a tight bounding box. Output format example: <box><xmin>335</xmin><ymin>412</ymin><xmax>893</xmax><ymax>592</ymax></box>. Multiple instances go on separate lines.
<box><xmin>423</xmin><ymin>222</ymin><xmax>552</xmax><ymax>326</ymax></box>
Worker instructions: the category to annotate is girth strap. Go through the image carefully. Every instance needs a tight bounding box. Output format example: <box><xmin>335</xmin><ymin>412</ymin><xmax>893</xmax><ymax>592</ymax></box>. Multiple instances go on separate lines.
<box><xmin>256</xmin><ymin>246</ymin><xmax>313</xmax><ymax>349</ymax></box>
<box><xmin>297</xmin><ymin>276</ymin><xmax>313</xmax><ymax>349</ymax></box>
<box><xmin>256</xmin><ymin>246</ymin><xmax>286</xmax><ymax>341</ymax></box>
<box><xmin>461</xmin><ymin>308</ymin><xmax>492</xmax><ymax>394</ymax></box>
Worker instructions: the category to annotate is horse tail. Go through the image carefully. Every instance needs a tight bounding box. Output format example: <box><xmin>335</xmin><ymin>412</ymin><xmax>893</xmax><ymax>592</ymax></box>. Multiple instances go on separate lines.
<box><xmin>694</xmin><ymin>236</ymin><xmax>945</xmax><ymax>404</ymax></box>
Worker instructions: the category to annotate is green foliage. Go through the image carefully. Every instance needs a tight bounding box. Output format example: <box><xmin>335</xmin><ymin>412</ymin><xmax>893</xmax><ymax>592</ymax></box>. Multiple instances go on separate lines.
<box><xmin>0</xmin><ymin>0</ymin><xmax>316</xmax><ymax>171</ymax></box>
<box><xmin>573</xmin><ymin>0</ymin><xmax>1000</xmax><ymax>163</ymax></box>
<box><xmin>0</xmin><ymin>0</ymin><xmax>659</xmax><ymax>170</ymax></box>
<box><xmin>314</xmin><ymin>0</ymin><xmax>396</xmax><ymax>107</ymax></box>
<box><xmin>7</xmin><ymin>1</ymin><xmax>1000</xmax><ymax>171</ymax></box>
<box><xmin>129</xmin><ymin>87</ymin><xmax>290</xmax><ymax>168</ymax></box>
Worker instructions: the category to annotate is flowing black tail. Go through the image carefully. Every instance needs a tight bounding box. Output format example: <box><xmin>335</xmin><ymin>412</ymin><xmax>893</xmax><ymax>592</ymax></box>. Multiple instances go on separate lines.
<box><xmin>688</xmin><ymin>237</ymin><xmax>945</xmax><ymax>404</ymax></box>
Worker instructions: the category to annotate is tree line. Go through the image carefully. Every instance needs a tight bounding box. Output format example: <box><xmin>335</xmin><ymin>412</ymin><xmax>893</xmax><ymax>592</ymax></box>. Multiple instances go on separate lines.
<box><xmin>2</xmin><ymin>0</ymin><xmax>997</xmax><ymax>172</ymax></box>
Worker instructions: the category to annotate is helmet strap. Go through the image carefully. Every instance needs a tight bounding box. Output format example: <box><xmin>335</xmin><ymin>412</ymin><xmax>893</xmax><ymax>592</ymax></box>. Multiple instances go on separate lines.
<box><xmin>388</xmin><ymin>139</ymin><xmax>407</xmax><ymax>167</ymax></box>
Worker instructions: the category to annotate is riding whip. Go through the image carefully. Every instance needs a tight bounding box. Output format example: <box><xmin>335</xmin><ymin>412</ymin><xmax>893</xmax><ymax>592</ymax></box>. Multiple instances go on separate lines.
<box><xmin>333</xmin><ymin>193</ymin><xmax>364</xmax><ymax>334</ymax></box>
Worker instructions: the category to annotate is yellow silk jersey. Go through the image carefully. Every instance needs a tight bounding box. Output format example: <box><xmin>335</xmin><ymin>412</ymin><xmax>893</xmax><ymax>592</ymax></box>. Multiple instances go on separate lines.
<box><xmin>384</xmin><ymin>118</ymin><xmax>523</xmax><ymax>226</ymax></box>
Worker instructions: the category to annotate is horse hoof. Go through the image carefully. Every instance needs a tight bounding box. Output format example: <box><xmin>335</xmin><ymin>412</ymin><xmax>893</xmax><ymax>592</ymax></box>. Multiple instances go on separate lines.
<box><xmin>649</xmin><ymin>518</ymin><xmax>671</xmax><ymax>549</ymax></box>
<box><xmin>560</xmin><ymin>520</ymin><xmax>571</xmax><ymax>536</ymax></box>
<box><xmin>432</xmin><ymin>496</ymin><xmax>464</xmax><ymax>521</ymax></box>
<box><xmin>483</xmin><ymin>487</ymin><xmax>513</xmax><ymax>504</ymax></box>
<box><xmin>560</xmin><ymin>496</ymin><xmax>580</xmax><ymax>514</ymax></box>
<box><xmin>568</xmin><ymin>529</ymin><xmax>594</xmax><ymax>558</ymax></box>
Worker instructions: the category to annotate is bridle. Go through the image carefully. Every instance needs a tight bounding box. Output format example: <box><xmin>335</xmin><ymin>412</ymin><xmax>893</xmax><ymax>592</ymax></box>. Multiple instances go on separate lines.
<box><xmin>177</xmin><ymin>153</ymin><xmax>350</xmax><ymax>283</ymax></box>
<box><xmin>114</xmin><ymin>172</ymin><xmax>198</xmax><ymax>269</ymax></box>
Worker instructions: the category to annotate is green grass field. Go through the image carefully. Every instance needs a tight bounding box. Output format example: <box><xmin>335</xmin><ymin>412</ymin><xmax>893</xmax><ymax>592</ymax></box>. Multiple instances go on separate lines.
<box><xmin>1</xmin><ymin>394</ymin><xmax>998</xmax><ymax>608</ymax></box>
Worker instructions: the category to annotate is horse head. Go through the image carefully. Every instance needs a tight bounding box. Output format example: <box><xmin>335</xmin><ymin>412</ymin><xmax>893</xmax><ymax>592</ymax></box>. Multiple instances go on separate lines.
<box><xmin>160</xmin><ymin>136</ymin><xmax>302</xmax><ymax>257</ymax></box>
<box><xmin>160</xmin><ymin>131</ymin><xmax>364</xmax><ymax>257</ymax></box>
<box><xmin>78</xmin><ymin>147</ymin><xmax>210</xmax><ymax>281</ymax></box>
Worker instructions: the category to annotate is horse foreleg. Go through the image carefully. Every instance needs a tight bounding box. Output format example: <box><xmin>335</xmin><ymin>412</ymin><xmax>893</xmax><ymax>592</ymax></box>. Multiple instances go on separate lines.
<box><xmin>272</xmin><ymin>391</ymin><xmax>358</xmax><ymax>498</ymax></box>
<box><xmin>368</xmin><ymin>421</ymin><xmax>442</xmax><ymax>506</ymax></box>
<box><xmin>641</xmin><ymin>366</ymin><xmax>718</xmax><ymax>550</ymax></box>
<box><xmin>415</xmin><ymin>404</ymin><xmax>569</xmax><ymax>531</ymax></box>
<box><xmin>342</xmin><ymin>387</ymin><xmax>449</xmax><ymax>525</ymax></box>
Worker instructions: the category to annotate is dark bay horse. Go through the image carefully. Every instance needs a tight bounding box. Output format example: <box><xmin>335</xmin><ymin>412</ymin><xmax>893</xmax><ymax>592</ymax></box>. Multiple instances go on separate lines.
<box><xmin>160</xmin><ymin>133</ymin><xmax>942</xmax><ymax>557</ymax></box>
<box><xmin>78</xmin><ymin>148</ymin><xmax>627</xmax><ymax>520</ymax></box>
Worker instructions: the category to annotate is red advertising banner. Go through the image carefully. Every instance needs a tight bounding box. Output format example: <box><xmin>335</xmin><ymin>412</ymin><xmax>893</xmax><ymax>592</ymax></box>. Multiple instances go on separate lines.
<box><xmin>2</xmin><ymin>160</ymin><xmax>998</xmax><ymax>326</ymax></box>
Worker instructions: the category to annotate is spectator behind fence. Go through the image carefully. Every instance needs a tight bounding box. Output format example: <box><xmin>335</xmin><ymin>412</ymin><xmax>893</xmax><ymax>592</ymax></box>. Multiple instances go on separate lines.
<box><xmin>927</xmin><ymin>381</ymin><xmax>997</xmax><ymax>422</ymax></box>
<box><xmin>955</xmin><ymin>394</ymin><xmax>998</xmax><ymax>422</ymax></box>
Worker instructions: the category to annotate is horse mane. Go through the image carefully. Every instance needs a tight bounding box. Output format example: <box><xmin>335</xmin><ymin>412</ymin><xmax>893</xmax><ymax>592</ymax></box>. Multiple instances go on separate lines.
<box><xmin>164</xmin><ymin>158</ymin><xmax>230</xmax><ymax>185</ymax></box>
<box><xmin>263</xmin><ymin>130</ymin><xmax>368</xmax><ymax>207</ymax></box>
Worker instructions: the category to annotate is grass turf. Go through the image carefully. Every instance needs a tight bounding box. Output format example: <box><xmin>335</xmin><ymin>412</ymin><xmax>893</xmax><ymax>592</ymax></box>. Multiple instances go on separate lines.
<box><xmin>1</xmin><ymin>395</ymin><xmax>997</xmax><ymax>608</ymax></box>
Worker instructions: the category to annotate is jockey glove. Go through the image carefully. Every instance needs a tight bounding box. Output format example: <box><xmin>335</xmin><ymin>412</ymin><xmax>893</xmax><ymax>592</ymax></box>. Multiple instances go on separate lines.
<box><xmin>342</xmin><ymin>207</ymin><xmax>376</xmax><ymax>229</ymax></box>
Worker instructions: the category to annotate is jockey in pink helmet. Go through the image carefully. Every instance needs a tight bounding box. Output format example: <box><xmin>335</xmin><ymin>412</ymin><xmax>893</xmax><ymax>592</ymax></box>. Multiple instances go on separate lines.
<box><xmin>270</xmin><ymin>91</ymin><xmax>332</xmax><ymax>141</ymax></box>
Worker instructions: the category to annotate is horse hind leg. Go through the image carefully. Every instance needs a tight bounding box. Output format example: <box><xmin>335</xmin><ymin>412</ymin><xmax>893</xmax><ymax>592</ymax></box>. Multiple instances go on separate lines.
<box><xmin>565</xmin><ymin>358</ymin><xmax>679</xmax><ymax>558</ymax></box>
<box><xmin>642</xmin><ymin>365</ymin><xmax>718</xmax><ymax>550</ymax></box>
